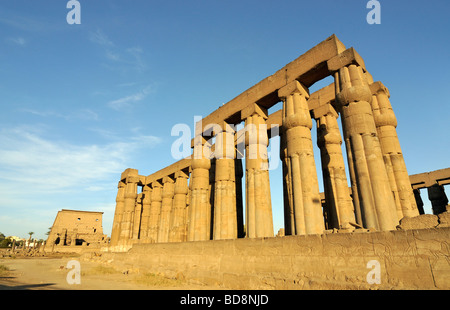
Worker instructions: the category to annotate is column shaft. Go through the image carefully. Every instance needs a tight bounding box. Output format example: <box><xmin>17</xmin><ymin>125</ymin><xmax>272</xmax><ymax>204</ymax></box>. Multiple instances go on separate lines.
<box><xmin>119</xmin><ymin>178</ymin><xmax>138</xmax><ymax>243</ymax></box>
<box><xmin>316</xmin><ymin>105</ymin><xmax>356</xmax><ymax>230</ymax></box>
<box><xmin>158</xmin><ymin>177</ymin><xmax>175</xmax><ymax>243</ymax></box>
<box><xmin>279</xmin><ymin>81</ymin><xmax>324</xmax><ymax>235</ymax></box>
<box><xmin>169</xmin><ymin>171</ymin><xmax>189</xmax><ymax>242</ymax></box>
<box><xmin>369</xmin><ymin>81</ymin><xmax>419</xmax><ymax>219</ymax></box>
<box><xmin>148</xmin><ymin>181</ymin><xmax>162</xmax><ymax>243</ymax></box>
<box><xmin>244</xmin><ymin>106</ymin><xmax>273</xmax><ymax>238</ymax></box>
<box><xmin>213</xmin><ymin>123</ymin><xmax>238</xmax><ymax>240</ymax></box>
<box><xmin>110</xmin><ymin>181</ymin><xmax>125</xmax><ymax>246</ymax></box>
<box><xmin>188</xmin><ymin>136</ymin><xmax>212</xmax><ymax>241</ymax></box>
<box><xmin>334</xmin><ymin>65</ymin><xmax>398</xmax><ymax>231</ymax></box>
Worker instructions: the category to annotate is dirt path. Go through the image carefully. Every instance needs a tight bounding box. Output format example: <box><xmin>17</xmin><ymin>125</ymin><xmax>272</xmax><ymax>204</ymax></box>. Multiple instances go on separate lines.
<box><xmin>0</xmin><ymin>256</ymin><xmax>212</xmax><ymax>290</ymax></box>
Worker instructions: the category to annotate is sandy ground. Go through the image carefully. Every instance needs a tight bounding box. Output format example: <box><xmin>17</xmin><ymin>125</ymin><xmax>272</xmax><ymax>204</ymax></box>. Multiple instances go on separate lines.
<box><xmin>0</xmin><ymin>255</ymin><xmax>215</xmax><ymax>290</ymax></box>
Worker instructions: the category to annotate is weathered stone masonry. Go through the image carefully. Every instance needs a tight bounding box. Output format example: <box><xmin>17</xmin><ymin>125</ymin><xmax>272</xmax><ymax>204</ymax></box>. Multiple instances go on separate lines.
<box><xmin>109</xmin><ymin>35</ymin><xmax>432</xmax><ymax>252</ymax></box>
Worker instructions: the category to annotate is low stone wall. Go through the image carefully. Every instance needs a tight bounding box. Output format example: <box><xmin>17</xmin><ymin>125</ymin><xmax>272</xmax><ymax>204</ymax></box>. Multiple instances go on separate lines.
<box><xmin>90</xmin><ymin>227</ymin><xmax>450</xmax><ymax>290</ymax></box>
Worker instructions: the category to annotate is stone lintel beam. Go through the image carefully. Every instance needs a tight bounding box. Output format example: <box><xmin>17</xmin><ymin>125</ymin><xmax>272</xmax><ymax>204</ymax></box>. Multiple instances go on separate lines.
<box><xmin>308</xmin><ymin>83</ymin><xmax>336</xmax><ymax>112</ymax></box>
<box><xmin>195</xmin><ymin>35</ymin><xmax>346</xmax><ymax>136</ymax></box>
<box><xmin>146</xmin><ymin>158</ymin><xmax>191</xmax><ymax>185</ymax></box>
<box><xmin>146</xmin><ymin>82</ymin><xmax>339</xmax><ymax>187</ymax></box>
<box><xmin>410</xmin><ymin>168</ymin><xmax>450</xmax><ymax>189</ymax></box>
<box><xmin>327</xmin><ymin>47</ymin><xmax>367</xmax><ymax>73</ymax></box>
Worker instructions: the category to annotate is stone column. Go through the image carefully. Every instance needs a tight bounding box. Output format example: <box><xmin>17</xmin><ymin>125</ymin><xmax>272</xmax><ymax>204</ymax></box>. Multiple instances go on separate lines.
<box><xmin>188</xmin><ymin>136</ymin><xmax>212</xmax><ymax>241</ymax></box>
<box><xmin>158</xmin><ymin>176</ymin><xmax>175</xmax><ymax>243</ymax></box>
<box><xmin>213</xmin><ymin>122</ymin><xmax>238</xmax><ymax>240</ymax></box>
<box><xmin>148</xmin><ymin>180</ymin><xmax>162</xmax><ymax>243</ymax></box>
<box><xmin>132</xmin><ymin>192</ymin><xmax>143</xmax><ymax>240</ymax></box>
<box><xmin>314</xmin><ymin>104</ymin><xmax>355</xmax><ymax>230</ymax></box>
<box><xmin>110</xmin><ymin>181</ymin><xmax>125</xmax><ymax>246</ymax></box>
<box><xmin>333</xmin><ymin>64</ymin><xmax>398</xmax><ymax>231</ymax></box>
<box><xmin>278</xmin><ymin>81</ymin><xmax>324</xmax><ymax>235</ymax></box>
<box><xmin>243</xmin><ymin>103</ymin><xmax>273</xmax><ymax>238</ymax></box>
<box><xmin>119</xmin><ymin>171</ymin><xmax>139</xmax><ymax>244</ymax></box>
<box><xmin>428</xmin><ymin>184</ymin><xmax>449</xmax><ymax>215</ymax></box>
<box><xmin>139</xmin><ymin>185</ymin><xmax>152</xmax><ymax>240</ymax></box>
<box><xmin>169</xmin><ymin>170</ymin><xmax>189</xmax><ymax>242</ymax></box>
<box><xmin>280</xmin><ymin>128</ymin><xmax>294</xmax><ymax>236</ymax></box>
<box><xmin>369</xmin><ymin>81</ymin><xmax>419</xmax><ymax>219</ymax></box>
<box><xmin>413</xmin><ymin>188</ymin><xmax>425</xmax><ymax>215</ymax></box>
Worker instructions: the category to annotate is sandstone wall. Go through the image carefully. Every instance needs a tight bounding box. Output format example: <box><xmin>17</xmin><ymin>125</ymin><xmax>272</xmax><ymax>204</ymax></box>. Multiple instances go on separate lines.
<box><xmin>94</xmin><ymin>227</ymin><xmax>450</xmax><ymax>290</ymax></box>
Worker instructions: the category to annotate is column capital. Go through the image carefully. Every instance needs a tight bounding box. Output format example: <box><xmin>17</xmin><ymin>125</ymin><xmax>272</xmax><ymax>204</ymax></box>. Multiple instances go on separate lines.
<box><xmin>162</xmin><ymin>176</ymin><xmax>175</xmax><ymax>184</ymax></box>
<box><xmin>241</xmin><ymin>103</ymin><xmax>268</xmax><ymax>121</ymax></box>
<box><xmin>369</xmin><ymin>81</ymin><xmax>390</xmax><ymax>97</ymax></box>
<box><xmin>278</xmin><ymin>80</ymin><xmax>309</xmax><ymax>99</ymax></box>
<box><xmin>151</xmin><ymin>180</ymin><xmax>163</xmax><ymax>189</ymax></box>
<box><xmin>327</xmin><ymin>47</ymin><xmax>366</xmax><ymax>73</ymax></box>
<box><xmin>121</xmin><ymin>168</ymin><xmax>139</xmax><ymax>181</ymax></box>
<box><xmin>175</xmin><ymin>170</ymin><xmax>189</xmax><ymax>179</ymax></box>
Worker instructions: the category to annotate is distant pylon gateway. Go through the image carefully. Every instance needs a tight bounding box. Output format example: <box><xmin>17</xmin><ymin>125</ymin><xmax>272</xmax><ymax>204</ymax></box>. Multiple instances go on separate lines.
<box><xmin>109</xmin><ymin>35</ymin><xmax>419</xmax><ymax>252</ymax></box>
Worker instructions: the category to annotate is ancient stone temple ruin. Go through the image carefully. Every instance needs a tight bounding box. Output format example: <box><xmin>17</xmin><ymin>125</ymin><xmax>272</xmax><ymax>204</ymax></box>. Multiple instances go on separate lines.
<box><xmin>108</xmin><ymin>34</ymin><xmax>444</xmax><ymax>250</ymax></box>
<box><xmin>99</xmin><ymin>35</ymin><xmax>450</xmax><ymax>289</ymax></box>
<box><xmin>45</xmin><ymin>209</ymin><xmax>108</xmax><ymax>252</ymax></box>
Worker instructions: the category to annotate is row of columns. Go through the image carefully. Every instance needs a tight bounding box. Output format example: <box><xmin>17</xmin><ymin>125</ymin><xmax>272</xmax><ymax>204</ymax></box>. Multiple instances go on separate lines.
<box><xmin>110</xmin><ymin>63</ymin><xmax>420</xmax><ymax>248</ymax></box>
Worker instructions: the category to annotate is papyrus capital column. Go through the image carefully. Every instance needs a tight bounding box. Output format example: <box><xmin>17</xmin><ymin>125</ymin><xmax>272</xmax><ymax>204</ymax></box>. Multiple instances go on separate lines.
<box><xmin>110</xmin><ymin>181</ymin><xmax>126</xmax><ymax>246</ymax></box>
<box><xmin>158</xmin><ymin>176</ymin><xmax>175</xmax><ymax>243</ymax></box>
<box><xmin>313</xmin><ymin>103</ymin><xmax>355</xmax><ymax>230</ymax></box>
<box><xmin>242</xmin><ymin>103</ymin><xmax>273</xmax><ymax>238</ymax></box>
<box><xmin>213</xmin><ymin>121</ymin><xmax>238</xmax><ymax>240</ymax></box>
<box><xmin>369</xmin><ymin>81</ymin><xmax>419</xmax><ymax>219</ymax></box>
<box><xmin>329</xmin><ymin>58</ymin><xmax>398</xmax><ymax>231</ymax></box>
<box><xmin>119</xmin><ymin>169</ymin><xmax>139</xmax><ymax>244</ymax></box>
<box><xmin>279</xmin><ymin>81</ymin><xmax>324</xmax><ymax>235</ymax></box>
<box><xmin>188</xmin><ymin>136</ymin><xmax>212</xmax><ymax>241</ymax></box>
<box><xmin>148</xmin><ymin>180</ymin><xmax>163</xmax><ymax>243</ymax></box>
<box><xmin>169</xmin><ymin>170</ymin><xmax>189</xmax><ymax>242</ymax></box>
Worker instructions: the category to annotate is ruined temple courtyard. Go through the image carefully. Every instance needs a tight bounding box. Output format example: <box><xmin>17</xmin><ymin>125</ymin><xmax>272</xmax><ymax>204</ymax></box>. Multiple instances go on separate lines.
<box><xmin>1</xmin><ymin>35</ymin><xmax>449</xmax><ymax>291</ymax></box>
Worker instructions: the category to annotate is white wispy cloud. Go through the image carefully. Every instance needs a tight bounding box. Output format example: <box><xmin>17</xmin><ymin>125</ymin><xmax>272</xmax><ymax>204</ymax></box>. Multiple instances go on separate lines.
<box><xmin>107</xmin><ymin>85</ymin><xmax>154</xmax><ymax>111</ymax></box>
<box><xmin>19</xmin><ymin>108</ymin><xmax>99</xmax><ymax>121</ymax></box>
<box><xmin>89</xmin><ymin>29</ymin><xmax>114</xmax><ymax>47</ymax></box>
<box><xmin>0</xmin><ymin>125</ymin><xmax>161</xmax><ymax>194</ymax></box>
<box><xmin>89</xmin><ymin>28</ymin><xmax>147</xmax><ymax>72</ymax></box>
<box><xmin>7</xmin><ymin>37</ymin><xmax>26</xmax><ymax>46</ymax></box>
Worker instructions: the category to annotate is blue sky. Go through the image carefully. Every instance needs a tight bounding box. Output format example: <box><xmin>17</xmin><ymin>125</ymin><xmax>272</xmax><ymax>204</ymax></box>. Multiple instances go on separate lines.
<box><xmin>0</xmin><ymin>0</ymin><xmax>449</xmax><ymax>240</ymax></box>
